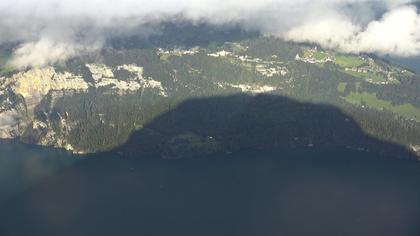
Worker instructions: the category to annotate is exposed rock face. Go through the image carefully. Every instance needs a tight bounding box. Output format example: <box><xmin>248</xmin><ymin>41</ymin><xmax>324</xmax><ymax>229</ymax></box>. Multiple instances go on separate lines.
<box><xmin>86</xmin><ymin>64</ymin><xmax>167</xmax><ymax>95</ymax></box>
<box><xmin>0</xmin><ymin>63</ymin><xmax>168</xmax><ymax>151</ymax></box>
<box><xmin>410</xmin><ymin>145</ymin><xmax>420</xmax><ymax>160</ymax></box>
<box><xmin>3</xmin><ymin>68</ymin><xmax>90</xmax><ymax>116</ymax></box>
<box><xmin>11</xmin><ymin>68</ymin><xmax>89</xmax><ymax>98</ymax></box>
<box><xmin>0</xmin><ymin>82</ymin><xmax>28</xmax><ymax>139</ymax></box>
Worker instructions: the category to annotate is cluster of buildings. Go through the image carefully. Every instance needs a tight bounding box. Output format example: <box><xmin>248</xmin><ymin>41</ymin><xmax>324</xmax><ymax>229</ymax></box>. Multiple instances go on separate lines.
<box><xmin>297</xmin><ymin>47</ymin><xmax>402</xmax><ymax>85</ymax></box>
<box><xmin>208</xmin><ymin>50</ymin><xmax>289</xmax><ymax>78</ymax></box>
<box><xmin>157</xmin><ymin>47</ymin><xmax>200</xmax><ymax>57</ymax></box>
<box><xmin>295</xmin><ymin>47</ymin><xmax>335</xmax><ymax>64</ymax></box>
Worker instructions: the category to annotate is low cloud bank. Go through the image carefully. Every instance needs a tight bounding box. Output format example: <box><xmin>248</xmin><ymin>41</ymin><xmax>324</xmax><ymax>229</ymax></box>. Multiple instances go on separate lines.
<box><xmin>0</xmin><ymin>0</ymin><xmax>418</xmax><ymax>68</ymax></box>
<box><xmin>285</xmin><ymin>5</ymin><xmax>420</xmax><ymax>57</ymax></box>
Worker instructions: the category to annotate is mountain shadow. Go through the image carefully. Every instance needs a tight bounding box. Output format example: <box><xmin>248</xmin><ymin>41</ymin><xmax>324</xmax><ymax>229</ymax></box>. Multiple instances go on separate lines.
<box><xmin>116</xmin><ymin>94</ymin><xmax>416</xmax><ymax>160</ymax></box>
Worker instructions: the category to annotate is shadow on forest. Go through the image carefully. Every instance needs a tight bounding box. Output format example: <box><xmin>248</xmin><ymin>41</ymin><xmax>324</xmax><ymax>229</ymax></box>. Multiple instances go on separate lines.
<box><xmin>2</xmin><ymin>95</ymin><xmax>420</xmax><ymax>236</ymax></box>
<box><xmin>117</xmin><ymin>94</ymin><xmax>416</xmax><ymax>160</ymax></box>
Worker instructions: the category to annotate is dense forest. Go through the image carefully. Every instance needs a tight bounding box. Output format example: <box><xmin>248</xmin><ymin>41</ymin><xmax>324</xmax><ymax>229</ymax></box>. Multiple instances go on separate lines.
<box><xmin>1</xmin><ymin>25</ymin><xmax>419</xmax><ymax>158</ymax></box>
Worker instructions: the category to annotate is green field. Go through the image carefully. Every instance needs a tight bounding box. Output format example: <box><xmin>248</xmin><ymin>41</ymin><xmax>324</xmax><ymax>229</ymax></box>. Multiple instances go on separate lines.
<box><xmin>302</xmin><ymin>49</ymin><xmax>312</xmax><ymax>58</ymax></box>
<box><xmin>302</xmin><ymin>49</ymin><xmax>329</xmax><ymax>61</ymax></box>
<box><xmin>335</xmin><ymin>55</ymin><xmax>365</xmax><ymax>68</ymax></box>
<box><xmin>313</xmin><ymin>51</ymin><xmax>329</xmax><ymax>60</ymax></box>
<box><xmin>159</xmin><ymin>54</ymin><xmax>170</xmax><ymax>61</ymax></box>
<box><xmin>337</xmin><ymin>82</ymin><xmax>347</xmax><ymax>93</ymax></box>
<box><xmin>344</xmin><ymin>92</ymin><xmax>420</xmax><ymax>122</ymax></box>
<box><xmin>227</xmin><ymin>42</ymin><xmax>248</xmax><ymax>54</ymax></box>
<box><xmin>344</xmin><ymin>70</ymin><xmax>389</xmax><ymax>83</ymax></box>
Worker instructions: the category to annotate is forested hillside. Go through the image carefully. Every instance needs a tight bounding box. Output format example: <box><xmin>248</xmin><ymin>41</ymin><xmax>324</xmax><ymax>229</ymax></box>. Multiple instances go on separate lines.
<box><xmin>0</xmin><ymin>25</ymin><xmax>419</xmax><ymax>158</ymax></box>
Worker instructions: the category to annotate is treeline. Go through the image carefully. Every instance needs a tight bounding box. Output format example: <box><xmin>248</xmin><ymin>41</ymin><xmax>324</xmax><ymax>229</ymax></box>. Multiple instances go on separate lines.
<box><xmin>364</xmin><ymin>76</ymin><xmax>420</xmax><ymax>108</ymax></box>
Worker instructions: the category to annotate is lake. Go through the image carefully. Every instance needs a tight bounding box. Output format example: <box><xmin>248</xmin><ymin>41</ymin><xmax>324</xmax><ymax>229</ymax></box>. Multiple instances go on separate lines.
<box><xmin>388</xmin><ymin>56</ymin><xmax>420</xmax><ymax>73</ymax></box>
<box><xmin>0</xmin><ymin>140</ymin><xmax>419</xmax><ymax>236</ymax></box>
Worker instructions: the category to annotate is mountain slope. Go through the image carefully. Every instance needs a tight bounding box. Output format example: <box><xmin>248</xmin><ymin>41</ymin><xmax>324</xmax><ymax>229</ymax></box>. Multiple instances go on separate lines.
<box><xmin>0</xmin><ymin>32</ymin><xmax>419</xmax><ymax>158</ymax></box>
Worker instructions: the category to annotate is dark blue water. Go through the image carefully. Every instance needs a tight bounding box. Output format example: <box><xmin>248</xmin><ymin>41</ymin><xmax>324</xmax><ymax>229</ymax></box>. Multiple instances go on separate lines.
<box><xmin>0</xmin><ymin>140</ymin><xmax>420</xmax><ymax>236</ymax></box>
<box><xmin>388</xmin><ymin>56</ymin><xmax>420</xmax><ymax>73</ymax></box>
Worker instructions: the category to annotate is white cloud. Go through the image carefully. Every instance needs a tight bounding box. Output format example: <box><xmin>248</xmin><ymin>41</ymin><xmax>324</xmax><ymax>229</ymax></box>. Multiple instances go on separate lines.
<box><xmin>0</xmin><ymin>0</ymin><xmax>418</xmax><ymax>68</ymax></box>
<box><xmin>285</xmin><ymin>5</ymin><xmax>420</xmax><ymax>56</ymax></box>
<box><xmin>9</xmin><ymin>39</ymin><xmax>102</xmax><ymax>69</ymax></box>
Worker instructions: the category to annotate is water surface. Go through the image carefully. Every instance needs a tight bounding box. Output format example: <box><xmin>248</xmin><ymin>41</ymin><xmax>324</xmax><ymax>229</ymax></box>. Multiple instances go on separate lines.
<box><xmin>0</xmin><ymin>141</ymin><xmax>419</xmax><ymax>236</ymax></box>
